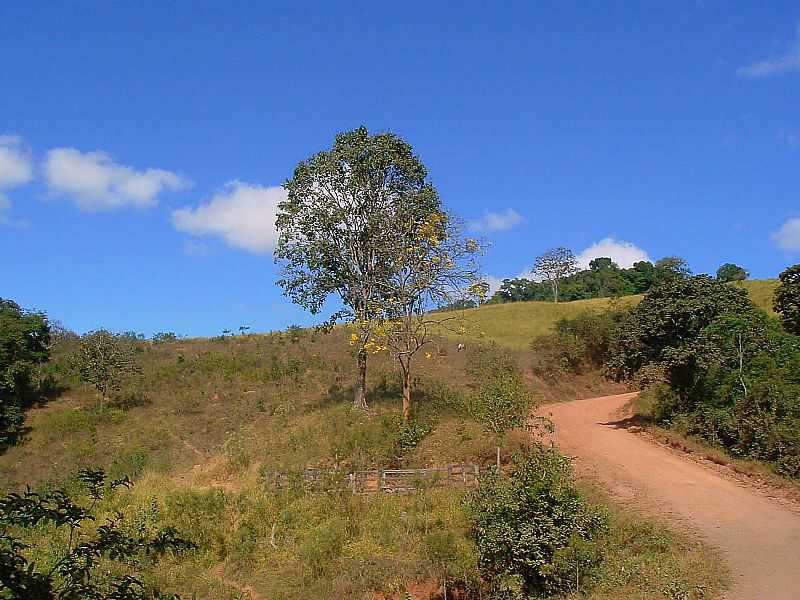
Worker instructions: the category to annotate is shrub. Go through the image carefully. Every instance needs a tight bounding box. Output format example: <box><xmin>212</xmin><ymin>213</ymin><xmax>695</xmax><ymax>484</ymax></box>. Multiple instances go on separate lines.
<box><xmin>464</xmin><ymin>447</ymin><xmax>608</xmax><ymax>597</ymax></box>
<box><xmin>531</xmin><ymin>309</ymin><xmax>626</xmax><ymax>379</ymax></box>
<box><xmin>0</xmin><ymin>468</ymin><xmax>193</xmax><ymax>599</ymax></box>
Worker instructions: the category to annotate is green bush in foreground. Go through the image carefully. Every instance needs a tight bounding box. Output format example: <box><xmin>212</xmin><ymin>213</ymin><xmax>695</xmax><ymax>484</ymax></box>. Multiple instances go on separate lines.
<box><xmin>0</xmin><ymin>468</ymin><xmax>194</xmax><ymax>599</ymax></box>
<box><xmin>464</xmin><ymin>447</ymin><xmax>608</xmax><ymax>599</ymax></box>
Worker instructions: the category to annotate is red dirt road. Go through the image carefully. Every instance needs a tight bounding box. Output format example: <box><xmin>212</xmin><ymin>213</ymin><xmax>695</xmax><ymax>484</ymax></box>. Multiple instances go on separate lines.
<box><xmin>543</xmin><ymin>393</ymin><xmax>800</xmax><ymax>600</ymax></box>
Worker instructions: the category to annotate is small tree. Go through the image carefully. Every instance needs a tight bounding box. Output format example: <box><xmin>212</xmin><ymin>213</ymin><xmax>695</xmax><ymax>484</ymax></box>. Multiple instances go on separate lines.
<box><xmin>375</xmin><ymin>212</ymin><xmax>483</xmax><ymax>420</ymax></box>
<box><xmin>74</xmin><ymin>330</ymin><xmax>139</xmax><ymax>404</ymax></box>
<box><xmin>532</xmin><ymin>248</ymin><xmax>578</xmax><ymax>303</ymax></box>
<box><xmin>276</xmin><ymin>127</ymin><xmax>441</xmax><ymax>410</ymax></box>
<box><xmin>774</xmin><ymin>264</ymin><xmax>800</xmax><ymax>335</ymax></box>
<box><xmin>467</xmin><ymin>346</ymin><xmax>537</xmax><ymax>467</ymax></box>
<box><xmin>716</xmin><ymin>263</ymin><xmax>748</xmax><ymax>282</ymax></box>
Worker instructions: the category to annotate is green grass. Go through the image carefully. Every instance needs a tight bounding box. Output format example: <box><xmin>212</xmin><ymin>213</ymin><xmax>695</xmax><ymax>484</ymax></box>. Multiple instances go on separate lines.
<box><xmin>733</xmin><ymin>279</ymin><xmax>778</xmax><ymax>314</ymax></box>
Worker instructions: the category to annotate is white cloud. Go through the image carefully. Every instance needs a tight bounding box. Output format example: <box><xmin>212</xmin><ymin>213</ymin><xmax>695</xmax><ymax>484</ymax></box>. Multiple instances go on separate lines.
<box><xmin>0</xmin><ymin>135</ymin><xmax>33</xmax><ymax>188</ymax></box>
<box><xmin>0</xmin><ymin>135</ymin><xmax>33</xmax><ymax>222</ymax></box>
<box><xmin>575</xmin><ymin>238</ymin><xmax>650</xmax><ymax>270</ymax></box>
<box><xmin>172</xmin><ymin>182</ymin><xmax>284</xmax><ymax>253</ymax></box>
<box><xmin>44</xmin><ymin>147</ymin><xmax>189</xmax><ymax>210</ymax></box>
<box><xmin>773</xmin><ymin>217</ymin><xmax>800</xmax><ymax>251</ymax></box>
<box><xmin>738</xmin><ymin>26</ymin><xmax>800</xmax><ymax>78</ymax></box>
<box><xmin>468</xmin><ymin>208</ymin><xmax>524</xmax><ymax>233</ymax></box>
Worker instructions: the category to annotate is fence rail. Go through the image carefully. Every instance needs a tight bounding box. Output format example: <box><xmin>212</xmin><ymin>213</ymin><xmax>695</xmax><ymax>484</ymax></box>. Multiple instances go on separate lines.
<box><xmin>264</xmin><ymin>463</ymin><xmax>488</xmax><ymax>494</ymax></box>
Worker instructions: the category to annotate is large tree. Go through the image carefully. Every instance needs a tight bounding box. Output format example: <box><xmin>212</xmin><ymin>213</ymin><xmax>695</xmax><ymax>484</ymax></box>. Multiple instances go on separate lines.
<box><xmin>275</xmin><ymin>127</ymin><xmax>441</xmax><ymax>410</ymax></box>
<box><xmin>376</xmin><ymin>212</ymin><xmax>482</xmax><ymax>420</ymax></box>
<box><xmin>532</xmin><ymin>247</ymin><xmax>578</xmax><ymax>303</ymax></box>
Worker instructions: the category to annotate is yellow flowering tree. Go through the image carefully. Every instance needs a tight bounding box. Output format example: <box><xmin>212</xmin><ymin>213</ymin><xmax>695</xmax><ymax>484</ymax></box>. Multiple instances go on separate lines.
<box><xmin>376</xmin><ymin>211</ymin><xmax>484</xmax><ymax>420</ymax></box>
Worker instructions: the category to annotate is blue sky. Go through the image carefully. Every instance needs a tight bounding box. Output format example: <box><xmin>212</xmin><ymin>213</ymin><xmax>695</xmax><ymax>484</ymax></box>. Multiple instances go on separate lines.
<box><xmin>2</xmin><ymin>2</ymin><xmax>799</xmax><ymax>336</ymax></box>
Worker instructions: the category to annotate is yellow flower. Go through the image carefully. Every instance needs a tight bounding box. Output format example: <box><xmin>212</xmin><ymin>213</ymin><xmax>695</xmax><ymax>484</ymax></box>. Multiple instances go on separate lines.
<box><xmin>425</xmin><ymin>352</ymin><xmax>432</xmax><ymax>360</ymax></box>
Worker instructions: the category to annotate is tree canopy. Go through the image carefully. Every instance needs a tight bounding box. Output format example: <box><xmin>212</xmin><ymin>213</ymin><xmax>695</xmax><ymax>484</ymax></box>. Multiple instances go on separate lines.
<box><xmin>716</xmin><ymin>263</ymin><xmax>748</xmax><ymax>283</ymax></box>
<box><xmin>275</xmin><ymin>127</ymin><xmax>443</xmax><ymax>410</ymax></box>
<box><xmin>0</xmin><ymin>299</ymin><xmax>50</xmax><ymax>450</ymax></box>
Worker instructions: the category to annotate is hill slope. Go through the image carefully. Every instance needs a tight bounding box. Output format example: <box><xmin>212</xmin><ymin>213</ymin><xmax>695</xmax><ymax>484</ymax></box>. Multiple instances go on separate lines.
<box><xmin>459</xmin><ymin>279</ymin><xmax>777</xmax><ymax>350</ymax></box>
<box><xmin>0</xmin><ymin>326</ymin><xmax>722</xmax><ymax>599</ymax></box>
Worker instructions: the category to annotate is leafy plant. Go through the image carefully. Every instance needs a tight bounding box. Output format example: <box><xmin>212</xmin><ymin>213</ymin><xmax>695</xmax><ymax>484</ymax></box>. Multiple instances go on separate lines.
<box><xmin>0</xmin><ymin>468</ymin><xmax>194</xmax><ymax>599</ymax></box>
<box><xmin>464</xmin><ymin>448</ymin><xmax>608</xmax><ymax>597</ymax></box>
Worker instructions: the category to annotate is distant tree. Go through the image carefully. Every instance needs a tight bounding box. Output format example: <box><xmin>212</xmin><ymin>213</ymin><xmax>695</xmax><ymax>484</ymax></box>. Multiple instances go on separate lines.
<box><xmin>74</xmin><ymin>330</ymin><xmax>140</xmax><ymax>404</ymax></box>
<box><xmin>622</xmin><ymin>260</ymin><xmax>658</xmax><ymax>294</ymax></box>
<box><xmin>276</xmin><ymin>127</ymin><xmax>441</xmax><ymax>410</ymax></box>
<box><xmin>0</xmin><ymin>299</ymin><xmax>50</xmax><ymax>450</ymax></box>
<box><xmin>0</xmin><ymin>468</ymin><xmax>193</xmax><ymax>598</ymax></box>
<box><xmin>654</xmin><ymin>256</ymin><xmax>691</xmax><ymax>282</ymax></box>
<box><xmin>532</xmin><ymin>247</ymin><xmax>578</xmax><ymax>303</ymax></box>
<box><xmin>375</xmin><ymin>213</ymin><xmax>482</xmax><ymax>420</ymax></box>
<box><xmin>716</xmin><ymin>263</ymin><xmax>748</xmax><ymax>283</ymax></box>
<box><xmin>774</xmin><ymin>264</ymin><xmax>800</xmax><ymax>335</ymax></box>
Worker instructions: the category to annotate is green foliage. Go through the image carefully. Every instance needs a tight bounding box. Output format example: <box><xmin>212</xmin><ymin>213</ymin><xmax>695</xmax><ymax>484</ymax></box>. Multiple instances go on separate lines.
<box><xmin>0</xmin><ymin>298</ymin><xmax>50</xmax><ymax>450</ymax></box>
<box><xmin>716</xmin><ymin>263</ymin><xmax>748</xmax><ymax>283</ymax></box>
<box><xmin>74</xmin><ymin>330</ymin><xmax>141</xmax><ymax>403</ymax></box>
<box><xmin>612</xmin><ymin>274</ymin><xmax>800</xmax><ymax>477</ymax></box>
<box><xmin>774</xmin><ymin>264</ymin><xmax>800</xmax><ymax>335</ymax></box>
<box><xmin>0</xmin><ymin>468</ymin><xmax>193</xmax><ymax>599</ymax></box>
<box><xmin>605</xmin><ymin>275</ymin><xmax>752</xmax><ymax>388</ymax></box>
<box><xmin>464</xmin><ymin>448</ymin><xmax>608</xmax><ymax>598</ymax></box>
<box><xmin>531</xmin><ymin>309</ymin><xmax>627</xmax><ymax>379</ymax></box>
<box><xmin>492</xmin><ymin>256</ymin><xmax>690</xmax><ymax>304</ymax></box>
<box><xmin>466</xmin><ymin>345</ymin><xmax>533</xmax><ymax>440</ymax></box>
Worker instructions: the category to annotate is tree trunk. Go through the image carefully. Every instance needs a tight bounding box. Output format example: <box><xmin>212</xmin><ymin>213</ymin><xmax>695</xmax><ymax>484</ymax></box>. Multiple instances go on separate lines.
<box><xmin>402</xmin><ymin>365</ymin><xmax>411</xmax><ymax>422</ymax></box>
<box><xmin>353</xmin><ymin>348</ymin><xmax>368</xmax><ymax>411</ymax></box>
<box><xmin>552</xmin><ymin>279</ymin><xmax>559</xmax><ymax>303</ymax></box>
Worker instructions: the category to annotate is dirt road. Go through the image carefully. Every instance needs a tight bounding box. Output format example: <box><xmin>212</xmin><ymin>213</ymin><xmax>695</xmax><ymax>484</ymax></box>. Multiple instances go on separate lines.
<box><xmin>543</xmin><ymin>393</ymin><xmax>800</xmax><ymax>600</ymax></box>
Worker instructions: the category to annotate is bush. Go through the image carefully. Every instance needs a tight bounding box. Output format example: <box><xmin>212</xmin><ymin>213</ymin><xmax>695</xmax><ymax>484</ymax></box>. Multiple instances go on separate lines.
<box><xmin>464</xmin><ymin>447</ymin><xmax>608</xmax><ymax>597</ymax></box>
<box><xmin>531</xmin><ymin>309</ymin><xmax>626</xmax><ymax>379</ymax></box>
<box><xmin>0</xmin><ymin>468</ymin><xmax>193</xmax><ymax>598</ymax></box>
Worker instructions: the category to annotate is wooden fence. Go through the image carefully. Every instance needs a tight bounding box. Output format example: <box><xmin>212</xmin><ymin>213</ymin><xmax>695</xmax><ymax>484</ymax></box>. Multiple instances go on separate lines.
<box><xmin>264</xmin><ymin>463</ymin><xmax>487</xmax><ymax>494</ymax></box>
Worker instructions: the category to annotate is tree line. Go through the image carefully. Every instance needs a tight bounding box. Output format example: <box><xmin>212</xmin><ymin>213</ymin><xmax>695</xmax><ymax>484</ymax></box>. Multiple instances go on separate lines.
<box><xmin>490</xmin><ymin>250</ymin><xmax>748</xmax><ymax>304</ymax></box>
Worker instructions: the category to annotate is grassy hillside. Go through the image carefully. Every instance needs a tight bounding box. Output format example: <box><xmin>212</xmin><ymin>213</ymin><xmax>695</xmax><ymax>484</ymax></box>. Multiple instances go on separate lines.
<box><xmin>459</xmin><ymin>279</ymin><xmax>778</xmax><ymax>351</ymax></box>
<box><xmin>0</xmin><ymin>329</ymin><xmax>722</xmax><ymax>599</ymax></box>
